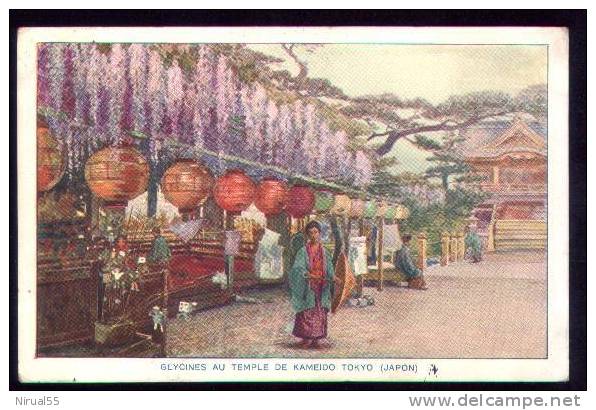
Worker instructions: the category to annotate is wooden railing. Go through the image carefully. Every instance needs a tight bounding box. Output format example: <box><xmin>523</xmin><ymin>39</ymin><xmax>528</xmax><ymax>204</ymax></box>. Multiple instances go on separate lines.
<box><xmin>474</xmin><ymin>182</ymin><xmax>546</xmax><ymax>193</ymax></box>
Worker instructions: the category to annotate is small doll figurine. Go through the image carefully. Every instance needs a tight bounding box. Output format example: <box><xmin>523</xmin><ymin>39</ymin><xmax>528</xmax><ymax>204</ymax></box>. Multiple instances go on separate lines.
<box><xmin>176</xmin><ymin>301</ymin><xmax>198</xmax><ymax>321</ymax></box>
<box><xmin>107</xmin><ymin>227</ymin><xmax>115</xmax><ymax>245</ymax></box>
<box><xmin>149</xmin><ymin>306</ymin><xmax>165</xmax><ymax>333</ymax></box>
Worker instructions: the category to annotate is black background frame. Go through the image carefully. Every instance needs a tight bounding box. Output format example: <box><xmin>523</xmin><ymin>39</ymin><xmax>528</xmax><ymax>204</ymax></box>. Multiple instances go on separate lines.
<box><xmin>9</xmin><ymin>9</ymin><xmax>587</xmax><ymax>391</ymax></box>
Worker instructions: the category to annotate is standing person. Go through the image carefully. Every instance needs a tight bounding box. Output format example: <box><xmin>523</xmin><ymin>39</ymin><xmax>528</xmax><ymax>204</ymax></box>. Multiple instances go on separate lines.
<box><xmin>289</xmin><ymin>220</ymin><xmax>336</xmax><ymax>349</ymax></box>
<box><xmin>395</xmin><ymin>234</ymin><xmax>428</xmax><ymax>290</ymax></box>
<box><xmin>149</xmin><ymin>227</ymin><xmax>172</xmax><ymax>264</ymax></box>
<box><xmin>465</xmin><ymin>225</ymin><xmax>483</xmax><ymax>263</ymax></box>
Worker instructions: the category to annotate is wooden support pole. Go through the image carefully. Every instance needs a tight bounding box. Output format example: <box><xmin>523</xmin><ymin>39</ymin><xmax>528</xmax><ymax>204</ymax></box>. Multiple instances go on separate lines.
<box><xmin>457</xmin><ymin>231</ymin><xmax>465</xmax><ymax>261</ymax></box>
<box><xmin>449</xmin><ymin>233</ymin><xmax>458</xmax><ymax>262</ymax></box>
<box><xmin>161</xmin><ymin>265</ymin><xmax>169</xmax><ymax>357</ymax></box>
<box><xmin>377</xmin><ymin>217</ymin><xmax>384</xmax><ymax>291</ymax></box>
<box><xmin>225</xmin><ymin>255</ymin><xmax>235</xmax><ymax>295</ymax></box>
<box><xmin>417</xmin><ymin>232</ymin><xmax>427</xmax><ymax>273</ymax></box>
<box><xmin>356</xmin><ymin>217</ymin><xmax>365</xmax><ymax>297</ymax></box>
<box><xmin>441</xmin><ymin>231</ymin><xmax>450</xmax><ymax>266</ymax></box>
<box><xmin>345</xmin><ymin>217</ymin><xmax>351</xmax><ymax>253</ymax></box>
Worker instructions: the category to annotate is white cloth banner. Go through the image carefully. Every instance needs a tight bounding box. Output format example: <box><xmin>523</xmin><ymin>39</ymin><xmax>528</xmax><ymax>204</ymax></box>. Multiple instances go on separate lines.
<box><xmin>383</xmin><ymin>224</ymin><xmax>402</xmax><ymax>251</ymax></box>
<box><xmin>349</xmin><ymin>236</ymin><xmax>368</xmax><ymax>276</ymax></box>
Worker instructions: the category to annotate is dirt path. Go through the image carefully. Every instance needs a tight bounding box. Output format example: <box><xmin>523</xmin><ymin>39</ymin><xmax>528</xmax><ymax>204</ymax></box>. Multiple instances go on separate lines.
<box><xmin>167</xmin><ymin>252</ymin><xmax>547</xmax><ymax>358</ymax></box>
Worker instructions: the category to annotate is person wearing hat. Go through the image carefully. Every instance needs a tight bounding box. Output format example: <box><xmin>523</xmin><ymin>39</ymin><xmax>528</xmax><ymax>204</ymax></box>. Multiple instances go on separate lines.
<box><xmin>395</xmin><ymin>234</ymin><xmax>428</xmax><ymax>290</ymax></box>
<box><xmin>289</xmin><ymin>220</ymin><xmax>336</xmax><ymax>348</ymax></box>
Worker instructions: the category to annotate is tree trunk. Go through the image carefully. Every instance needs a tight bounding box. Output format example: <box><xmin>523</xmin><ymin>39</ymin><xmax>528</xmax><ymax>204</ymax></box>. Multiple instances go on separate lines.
<box><xmin>441</xmin><ymin>173</ymin><xmax>450</xmax><ymax>192</ymax></box>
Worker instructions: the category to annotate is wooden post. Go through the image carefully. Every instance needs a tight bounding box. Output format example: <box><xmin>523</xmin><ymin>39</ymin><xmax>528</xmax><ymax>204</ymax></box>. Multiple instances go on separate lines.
<box><xmin>377</xmin><ymin>217</ymin><xmax>384</xmax><ymax>291</ymax></box>
<box><xmin>457</xmin><ymin>231</ymin><xmax>465</xmax><ymax>261</ymax></box>
<box><xmin>345</xmin><ymin>216</ymin><xmax>351</xmax><ymax>253</ymax></box>
<box><xmin>417</xmin><ymin>232</ymin><xmax>427</xmax><ymax>273</ymax></box>
<box><xmin>223</xmin><ymin>210</ymin><xmax>227</xmax><ymax>230</ymax></box>
<box><xmin>440</xmin><ymin>231</ymin><xmax>450</xmax><ymax>266</ymax></box>
<box><xmin>161</xmin><ymin>265</ymin><xmax>169</xmax><ymax>357</ymax></box>
<box><xmin>356</xmin><ymin>218</ymin><xmax>365</xmax><ymax>297</ymax></box>
<box><xmin>449</xmin><ymin>233</ymin><xmax>458</xmax><ymax>262</ymax></box>
<box><xmin>225</xmin><ymin>255</ymin><xmax>235</xmax><ymax>295</ymax></box>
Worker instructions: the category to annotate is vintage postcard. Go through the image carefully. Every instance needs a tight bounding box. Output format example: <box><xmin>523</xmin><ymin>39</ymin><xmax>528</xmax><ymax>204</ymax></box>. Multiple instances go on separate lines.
<box><xmin>17</xmin><ymin>26</ymin><xmax>569</xmax><ymax>383</ymax></box>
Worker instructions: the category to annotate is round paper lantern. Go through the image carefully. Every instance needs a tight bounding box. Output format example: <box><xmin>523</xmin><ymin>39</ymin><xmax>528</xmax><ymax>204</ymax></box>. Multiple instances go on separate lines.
<box><xmin>385</xmin><ymin>205</ymin><xmax>397</xmax><ymax>220</ymax></box>
<box><xmin>349</xmin><ymin>198</ymin><xmax>365</xmax><ymax>218</ymax></box>
<box><xmin>331</xmin><ymin>194</ymin><xmax>351</xmax><ymax>216</ymax></box>
<box><xmin>213</xmin><ymin>169</ymin><xmax>256</xmax><ymax>213</ymax></box>
<box><xmin>37</xmin><ymin>117</ymin><xmax>65</xmax><ymax>192</ymax></box>
<box><xmin>84</xmin><ymin>146</ymin><xmax>149</xmax><ymax>209</ymax></box>
<box><xmin>161</xmin><ymin>159</ymin><xmax>213</xmax><ymax>214</ymax></box>
<box><xmin>314</xmin><ymin>190</ymin><xmax>334</xmax><ymax>212</ymax></box>
<box><xmin>395</xmin><ymin>204</ymin><xmax>410</xmax><ymax>219</ymax></box>
<box><xmin>376</xmin><ymin>200</ymin><xmax>389</xmax><ymax>218</ymax></box>
<box><xmin>254</xmin><ymin>178</ymin><xmax>288</xmax><ymax>216</ymax></box>
<box><xmin>363</xmin><ymin>200</ymin><xmax>378</xmax><ymax>219</ymax></box>
<box><xmin>286</xmin><ymin>185</ymin><xmax>315</xmax><ymax>218</ymax></box>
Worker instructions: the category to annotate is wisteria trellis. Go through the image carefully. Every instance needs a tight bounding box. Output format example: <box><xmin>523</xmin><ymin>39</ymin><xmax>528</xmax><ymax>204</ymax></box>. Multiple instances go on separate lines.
<box><xmin>37</xmin><ymin>43</ymin><xmax>373</xmax><ymax>187</ymax></box>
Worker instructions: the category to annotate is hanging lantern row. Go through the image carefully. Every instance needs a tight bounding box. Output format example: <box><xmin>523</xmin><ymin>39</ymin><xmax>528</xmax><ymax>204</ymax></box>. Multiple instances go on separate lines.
<box><xmin>213</xmin><ymin>169</ymin><xmax>257</xmax><ymax>213</ymax></box>
<box><xmin>286</xmin><ymin>185</ymin><xmax>315</xmax><ymax>218</ymax></box>
<box><xmin>37</xmin><ymin>117</ymin><xmax>66</xmax><ymax>192</ymax></box>
<box><xmin>84</xmin><ymin>145</ymin><xmax>149</xmax><ymax>210</ymax></box>
<box><xmin>331</xmin><ymin>194</ymin><xmax>351</xmax><ymax>216</ymax></box>
<box><xmin>254</xmin><ymin>178</ymin><xmax>288</xmax><ymax>216</ymax></box>
<box><xmin>349</xmin><ymin>198</ymin><xmax>365</xmax><ymax>219</ymax></box>
<box><xmin>42</xmin><ymin>139</ymin><xmax>407</xmax><ymax>219</ymax></box>
<box><xmin>161</xmin><ymin>159</ymin><xmax>214</xmax><ymax>216</ymax></box>
<box><xmin>314</xmin><ymin>190</ymin><xmax>334</xmax><ymax>212</ymax></box>
<box><xmin>363</xmin><ymin>200</ymin><xmax>378</xmax><ymax>219</ymax></box>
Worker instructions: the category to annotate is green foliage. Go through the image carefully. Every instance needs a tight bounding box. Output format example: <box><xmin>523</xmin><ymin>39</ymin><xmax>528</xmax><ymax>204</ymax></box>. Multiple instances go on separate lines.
<box><xmin>434</xmin><ymin>90</ymin><xmax>513</xmax><ymax>119</ymax></box>
<box><xmin>237</xmin><ymin>62</ymin><xmax>259</xmax><ymax>83</ymax></box>
<box><xmin>314</xmin><ymin>101</ymin><xmax>371</xmax><ymax>138</ymax></box>
<box><xmin>399</xmin><ymin>187</ymin><xmax>489</xmax><ymax>256</ymax></box>
<box><xmin>414</xmin><ymin>134</ymin><xmax>443</xmax><ymax>150</ymax></box>
<box><xmin>514</xmin><ymin>84</ymin><xmax>547</xmax><ymax>117</ymax></box>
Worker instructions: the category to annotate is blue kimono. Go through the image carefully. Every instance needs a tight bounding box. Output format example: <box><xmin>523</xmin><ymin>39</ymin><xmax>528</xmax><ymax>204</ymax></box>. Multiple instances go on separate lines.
<box><xmin>395</xmin><ymin>245</ymin><xmax>422</xmax><ymax>279</ymax></box>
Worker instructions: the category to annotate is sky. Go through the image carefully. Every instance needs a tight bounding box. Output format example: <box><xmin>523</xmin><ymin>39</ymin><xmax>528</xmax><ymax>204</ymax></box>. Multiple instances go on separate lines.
<box><xmin>248</xmin><ymin>44</ymin><xmax>547</xmax><ymax>173</ymax></box>
<box><xmin>248</xmin><ymin>44</ymin><xmax>547</xmax><ymax>104</ymax></box>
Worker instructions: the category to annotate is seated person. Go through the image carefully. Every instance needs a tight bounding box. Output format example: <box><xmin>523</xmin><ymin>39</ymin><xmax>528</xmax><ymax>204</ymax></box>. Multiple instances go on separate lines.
<box><xmin>395</xmin><ymin>234</ymin><xmax>428</xmax><ymax>290</ymax></box>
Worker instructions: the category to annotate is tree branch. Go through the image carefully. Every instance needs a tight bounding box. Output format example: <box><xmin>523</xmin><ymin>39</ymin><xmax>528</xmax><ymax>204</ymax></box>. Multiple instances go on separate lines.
<box><xmin>374</xmin><ymin>111</ymin><xmax>512</xmax><ymax>155</ymax></box>
<box><xmin>281</xmin><ymin>44</ymin><xmax>309</xmax><ymax>82</ymax></box>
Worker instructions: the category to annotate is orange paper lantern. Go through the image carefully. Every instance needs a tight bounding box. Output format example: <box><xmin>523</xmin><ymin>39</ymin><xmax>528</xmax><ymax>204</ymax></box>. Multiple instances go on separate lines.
<box><xmin>84</xmin><ymin>146</ymin><xmax>149</xmax><ymax>209</ymax></box>
<box><xmin>37</xmin><ymin>117</ymin><xmax>65</xmax><ymax>192</ymax></box>
<box><xmin>213</xmin><ymin>169</ymin><xmax>256</xmax><ymax>212</ymax></box>
<box><xmin>254</xmin><ymin>178</ymin><xmax>288</xmax><ymax>216</ymax></box>
<box><xmin>161</xmin><ymin>159</ymin><xmax>213</xmax><ymax>214</ymax></box>
<box><xmin>285</xmin><ymin>185</ymin><xmax>315</xmax><ymax>218</ymax></box>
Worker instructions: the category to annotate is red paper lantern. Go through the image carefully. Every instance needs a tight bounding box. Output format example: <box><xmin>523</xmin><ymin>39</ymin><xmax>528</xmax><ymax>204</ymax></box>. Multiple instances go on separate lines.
<box><xmin>161</xmin><ymin>159</ymin><xmax>213</xmax><ymax>214</ymax></box>
<box><xmin>37</xmin><ymin>117</ymin><xmax>65</xmax><ymax>192</ymax></box>
<box><xmin>285</xmin><ymin>185</ymin><xmax>315</xmax><ymax>218</ymax></box>
<box><xmin>84</xmin><ymin>146</ymin><xmax>149</xmax><ymax>209</ymax></box>
<box><xmin>254</xmin><ymin>178</ymin><xmax>288</xmax><ymax>216</ymax></box>
<box><xmin>213</xmin><ymin>169</ymin><xmax>256</xmax><ymax>212</ymax></box>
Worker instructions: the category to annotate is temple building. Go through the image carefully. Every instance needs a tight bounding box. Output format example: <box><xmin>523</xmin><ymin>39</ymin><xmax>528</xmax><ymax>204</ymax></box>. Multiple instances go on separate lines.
<box><xmin>460</xmin><ymin>116</ymin><xmax>547</xmax><ymax>251</ymax></box>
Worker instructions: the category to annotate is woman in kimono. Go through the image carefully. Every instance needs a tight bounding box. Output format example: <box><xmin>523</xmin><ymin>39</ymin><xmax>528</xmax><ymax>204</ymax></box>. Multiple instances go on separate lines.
<box><xmin>289</xmin><ymin>220</ymin><xmax>336</xmax><ymax>348</ymax></box>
